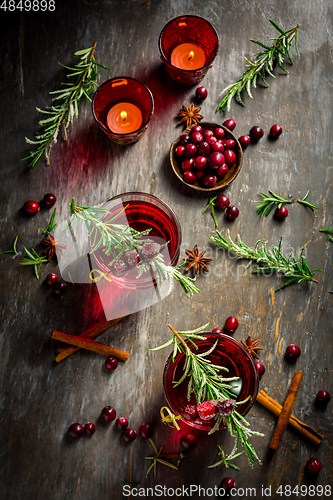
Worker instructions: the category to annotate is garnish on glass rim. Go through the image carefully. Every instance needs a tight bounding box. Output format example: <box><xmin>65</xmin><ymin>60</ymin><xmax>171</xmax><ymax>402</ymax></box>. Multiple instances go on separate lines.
<box><xmin>184</xmin><ymin>245</ymin><xmax>212</xmax><ymax>274</ymax></box>
<box><xmin>177</xmin><ymin>103</ymin><xmax>203</xmax><ymax>128</ymax></box>
<box><xmin>253</xmin><ymin>190</ymin><xmax>294</xmax><ymax>217</ymax></box>
<box><xmin>297</xmin><ymin>189</ymin><xmax>320</xmax><ymax>211</ymax></box>
<box><xmin>211</xmin><ymin>230</ymin><xmax>322</xmax><ymax>291</ymax></box>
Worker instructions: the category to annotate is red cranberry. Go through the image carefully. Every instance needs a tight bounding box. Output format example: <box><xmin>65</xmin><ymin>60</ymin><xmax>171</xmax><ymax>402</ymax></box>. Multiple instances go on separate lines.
<box><xmin>216</xmin><ymin>195</ymin><xmax>230</xmax><ymax>209</ymax></box>
<box><xmin>202</xmin><ymin>174</ymin><xmax>217</xmax><ymax>188</ymax></box>
<box><xmin>105</xmin><ymin>356</ymin><xmax>118</xmax><ymax>371</ymax></box>
<box><xmin>225</xmin><ymin>316</ymin><xmax>239</xmax><ymax>332</ymax></box>
<box><xmin>211</xmin><ymin>140</ymin><xmax>224</xmax><ymax>153</ymax></box>
<box><xmin>43</xmin><ymin>193</ymin><xmax>57</xmax><ymax>208</ymax></box>
<box><xmin>190</xmin><ymin>132</ymin><xmax>204</xmax><ymax>144</ymax></box>
<box><xmin>101</xmin><ymin>406</ymin><xmax>116</xmax><ymax>422</ymax></box>
<box><xmin>184</xmin><ymin>144</ymin><xmax>197</xmax><ymax>157</ymax></box>
<box><xmin>191</xmin><ymin>125</ymin><xmax>203</xmax><ymax>133</ymax></box>
<box><xmin>175</xmin><ymin>145</ymin><xmax>185</xmax><ymax>157</ymax></box>
<box><xmin>270</xmin><ymin>124</ymin><xmax>283</xmax><ymax>138</ymax></box>
<box><xmin>195</xmin><ymin>86</ymin><xmax>207</xmax><ymax>100</ymax></box>
<box><xmin>183</xmin><ymin>405</ymin><xmax>198</xmax><ymax>421</ymax></box>
<box><xmin>224</xmin><ymin>149</ymin><xmax>236</xmax><ymax>166</ymax></box>
<box><xmin>194</xmin><ymin>156</ymin><xmax>208</xmax><ymax>170</ymax></box>
<box><xmin>184</xmin><ymin>171</ymin><xmax>197</xmax><ymax>184</ymax></box>
<box><xmin>179</xmin><ymin>134</ymin><xmax>191</xmax><ymax>146</ymax></box>
<box><xmin>45</xmin><ymin>273</ymin><xmax>58</xmax><ymax>286</ymax></box>
<box><xmin>256</xmin><ymin>361</ymin><xmax>265</xmax><ymax>377</ymax></box>
<box><xmin>54</xmin><ymin>281</ymin><xmax>67</xmax><ymax>297</ymax></box>
<box><xmin>285</xmin><ymin>344</ymin><xmax>301</xmax><ymax>360</ymax></box>
<box><xmin>216</xmin><ymin>164</ymin><xmax>229</xmax><ymax>177</ymax></box>
<box><xmin>207</xmin><ymin>135</ymin><xmax>217</xmax><ymax>146</ymax></box>
<box><xmin>226</xmin><ymin>206</ymin><xmax>239</xmax><ymax>221</ymax></box>
<box><xmin>238</xmin><ymin>135</ymin><xmax>251</xmax><ymax>149</ymax></box>
<box><xmin>197</xmin><ymin>141</ymin><xmax>210</xmax><ymax>156</ymax></box>
<box><xmin>315</xmin><ymin>390</ymin><xmax>331</xmax><ymax>406</ymax></box>
<box><xmin>212</xmin><ymin>328</ymin><xmax>224</xmax><ymax>334</ymax></box>
<box><xmin>139</xmin><ymin>423</ymin><xmax>154</xmax><ymax>439</ymax></box>
<box><xmin>85</xmin><ymin>422</ymin><xmax>96</xmax><ymax>435</ymax></box>
<box><xmin>220</xmin><ymin>477</ymin><xmax>236</xmax><ymax>492</ymax></box>
<box><xmin>182</xmin><ymin>158</ymin><xmax>194</xmax><ymax>171</ymax></box>
<box><xmin>195</xmin><ymin>170</ymin><xmax>204</xmax><ymax>180</ymax></box>
<box><xmin>223</xmin><ymin>119</ymin><xmax>236</xmax><ymax>131</ymax></box>
<box><xmin>203</xmin><ymin>129</ymin><xmax>214</xmax><ymax>141</ymax></box>
<box><xmin>180</xmin><ymin>434</ymin><xmax>197</xmax><ymax>450</ymax></box>
<box><xmin>122</xmin><ymin>428</ymin><xmax>137</xmax><ymax>443</ymax></box>
<box><xmin>23</xmin><ymin>200</ymin><xmax>40</xmax><ymax>215</ymax></box>
<box><xmin>68</xmin><ymin>423</ymin><xmax>85</xmax><ymax>438</ymax></box>
<box><xmin>214</xmin><ymin>127</ymin><xmax>225</xmax><ymax>139</ymax></box>
<box><xmin>249</xmin><ymin>126</ymin><xmax>264</xmax><ymax>141</ymax></box>
<box><xmin>116</xmin><ymin>417</ymin><xmax>128</xmax><ymax>430</ymax></box>
<box><xmin>275</xmin><ymin>206</ymin><xmax>289</xmax><ymax>220</ymax></box>
<box><xmin>208</xmin><ymin>152</ymin><xmax>224</xmax><ymax>168</ymax></box>
<box><xmin>225</xmin><ymin>139</ymin><xmax>236</xmax><ymax>149</ymax></box>
<box><xmin>305</xmin><ymin>458</ymin><xmax>322</xmax><ymax>475</ymax></box>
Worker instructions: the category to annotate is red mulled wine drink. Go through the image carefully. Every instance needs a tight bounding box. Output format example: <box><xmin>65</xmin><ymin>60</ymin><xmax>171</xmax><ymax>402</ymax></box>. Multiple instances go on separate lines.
<box><xmin>163</xmin><ymin>333</ymin><xmax>259</xmax><ymax>431</ymax></box>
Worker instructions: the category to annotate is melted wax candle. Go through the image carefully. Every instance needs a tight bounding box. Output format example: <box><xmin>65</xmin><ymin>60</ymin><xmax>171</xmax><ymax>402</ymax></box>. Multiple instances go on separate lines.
<box><xmin>170</xmin><ymin>43</ymin><xmax>206</xmax><ymax>70</ymax></box>
<box><xmin>107</xmin><ymin>102</ymin><xmax>143</xmax><ymax>134</ymax></box>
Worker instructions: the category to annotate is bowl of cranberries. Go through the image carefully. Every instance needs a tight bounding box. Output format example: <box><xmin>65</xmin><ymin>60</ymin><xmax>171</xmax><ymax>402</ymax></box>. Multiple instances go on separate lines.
<box><xmin>170</xmin><ymin>122</ymin><xmax>243</xmax><ymax>192</ymax></box>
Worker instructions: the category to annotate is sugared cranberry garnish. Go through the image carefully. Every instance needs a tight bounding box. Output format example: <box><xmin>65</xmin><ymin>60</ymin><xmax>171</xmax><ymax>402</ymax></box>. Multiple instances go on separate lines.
<box><xmin>215</xmin><ymin>399</ymin><xmax>236</xmax><ymax>417</ymax></box>
<box><xmin>122</xmin><ymin>428</ymin><xmax>137</xmax><ymax>443</ymax></box>
<box><xmin>216</xmin><ymin>164</ymin><xmax>228</xmax><ymax>177</ymax></box>
<box><xmin>275</xmin><ymin>206</ymin><xmax>289</xmax><ymax>220</ymax></box>
<box><xmin>194</xmin><ymin>156</ymin><xmax>208</xmax><ymax>170</ymax></box>
<box><xmin>54</xmin><ymin>281</ymin><xmax>67</xmax><ymax>297</ymax></box>
<box><xmin>212</xmin><ymin>328</ymin><xmax>224</xmax><ymax>334</ymax></box>
<box><xmin>203</xmin><ymin>129</ymin><xmax>214</xmax><ymax>140</ymax></box>
<box><xmin>238</xmin><ymin>135</ymin><xmax>251</xmax><ymax>149</ymax></box>
<box><xmin>208</xmin><ymin>152</ymin><xmax>224</xmax><ymax>169</ymax></box>
<box><xmin>211</xmin><ymin>140</ymin><xmax>224</xmax><ymax>153</ymax></box>
<box><xmin>116</xmin><ymin>417</ymin><xmax>128</xmax><ymax>430</ymax></box>
<box><xmin>139</xmin><ymin>423</ymin><xmax>154</xmax><ymax>439</ymax></box>
<box><xmin>214</xmin><ymin>127</ymin><xmax>225</xmax><ymax>139</ymax></box>
<box><xmin>305</xmin><ymin>458</ymin><xmax>322</xmax><ymax>475</ymax></box>
<box><xmin>225</xmin><ymin>139</ymin><xmax>236</xmax><ymax>149</ymax></box>
<box><xmin>175</xmin><ymin>145</ymin><xmax>185</xmax><ymax>157</ymax></box>
<box><xmin>223</xmin><ymin>119</ymin><xmax>236</xmax><ymax>131</ymax></box>
<box><xmin>68</xmin><ymin>423</ymin><xmax>85</xmax><ymax>438</ymax></box>
<box><xmin>183</xmin><ymin>404</ymin><xmax>198</xmax><ymax>421</ymax></box>
<box><xmin>85</xmin><ymin>422</ymin><xmax>96</xmax><ymax>435</ymax></box>
<box><xmin>216</xmin><ymin>195</ymin><xmax>230</xmax><ymax>210</ymax></box>
<box><xmin>220</xmin><ymin>477</ymin><xmax>236</xmax><ymax>492</ymax></box>
<box><xmin>111</xmin><ymin>259</ymin><xmax>128</xmax><ymax>276</ymax></box>
<box><xmin>191</xmin><ymin>125</ymin><xmax>203</xmax><ymax>133</ymax></box>
<box><xmin>43</xmin><ymin>193</ymin><xmax>57</xmax><ymax>208</ymax></box>
<box><xmin>315</xmin><ymin>390</ymin><xmax>331</xmax><ymax>406</ymax></box>
<box><xmin>224</xmin><ymin>316</ymin><xmax>239</xmax><ymax>333</ymax></box>
<box><xmin>190</xmin><ymin>132</ymin><xmax>204</xmax><ymax>144</ymax></box>
<box><xmin>197</xmin><ymin>141</ymin><xmax>210</xmax><ymax>156</ymax></box>
<box><xmin>101</xmin><ymin>406</ymin><xmax>116</xmax><ymax>422</ymax></box>
<box><xmin>256</xmin><ymin>361</ymin><xmax>265</xmax><ymax>377</ymax></box>
<box><xmin>270</xmin><ymin>124</ymin><xmax>283</xmax><ymax>138</ymax></box>
<box><xmin>224</xmin><ymin>149</ymin><xmax>236</xmax><ymax>166</ymax></box>
<box><xmin>179</xmin><ymin>134</ymin><xmax>191</xmax><ymax>146</ymax></box>
<box><xmin>207</xmin><ymin>135</ymin><xmax>217</xmax><ymax>146</ymax></box>
<box><xmin>184</xmin><ymin>144</ymin><xmax>197</xmax><ymax>157</ymax></box>
<box><xmin>195</xmin><ymin>86</ymin><xmax>207</xmax><ymax>100</ymax></box>
<box><xmin>197</xmin><ymin>400</ymin><xmax>216</xmax><ymax>421</ymax></box>
<box><xmin>105</xmin><ymin>356</ymin><xmax>118</xmax><ymax>371</ymax></box>
<box><xmin>182</xmin><ymin>158</ymin><xmax>194</xmax><ymax>171</ymax></box>
<box><xmin>23</xmin><ymin>200</ymin><xmax>40</xmax><ymax>215</ymax></box>
<box><xmin>249</xmin><ymin>126</ymin><xmax>264</xmax><ymax>141</ymax></box>
<box><xmin>45</xmin><ymin>272</ymin><xmax>58</xmax><ymax>286</ymax></box>
<box><xmin>202</xmin><ymin>174</ymin><xmax>217</xmax><ymax>188</ymax></box>
<box><xmin>184</xmin><ymin>171</ymin><xmax>197</xmax><ymax>184</ymax></box>
<box><xmin>141</xmin><ymin>242</ymin><xmax>161</xmax><ymax>260</ymax></box>
<box><xmin>285</xmin><ymin>344</ymin><xmax>301</xmax><ymax>360</ymax></box>
<box><xmin>125</xmin><ymin>250</ymin><xmax>140</xmax><ymax>267</ymax></box>
<box><xmin>180</xmin><ymin>434</ymin><xmax>197</xmax><ymax>450</ymax></box>
<box><xmin>226</xmin><ymin>206</ymin><xmax>239</xmax><ymax>221</ymax></box>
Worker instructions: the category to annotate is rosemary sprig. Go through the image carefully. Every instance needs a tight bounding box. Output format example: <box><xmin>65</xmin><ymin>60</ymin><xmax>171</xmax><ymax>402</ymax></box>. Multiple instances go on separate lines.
<box><xmin>320</xmin><ymin>228</ymin><xmax>333</xmax><ymax>243</ymax></box>
<box><xmin>211</xmin><ymin>230</ymin><xmax>322</xmax><ymax>292</ymax></box>
<box><xmin>218</xmin><ymin>20</ymin><xmax>300</xmax><ymax>113</ymax></box>
<box><xmin>253</xmin><ymin>190</ymin><xmax>294</xmax><ymax>217</ymax></box>
<box><xmin>202</xmin><ymin>196</ymin><xmax>219</xmax><ymax>227</ymax></box>
<box><xmin>20</xmin><ymin>247</ymin><xmax>49</xmax><ymax>279</ymax></box>
<box><xmin>23</xmin><ymin>43</ymin><xmax>111</xmax><ymax>170</ymax></box>
<box><xmin>297</xmin><ymin>189</ymin><xmax>320</xmax><ymax>211</ymax></box>
<box><xmin>208</xmin><ymin>443</ymin><xmax>244</xmax><ymax>470</ymax></box>
<box><xmin>0</xmin><ymin>236</ymin><xmax>18</xmax><ymax>255</ymax></box>
<box><xmin>145</xmin><ymin>438</ymin><xmax>184</xmax><ymax>477</ymax></box>
<box><xmin>37</xmin><ymin>209</ymin><xmax>57</xmax><ymax>234</ymax></box>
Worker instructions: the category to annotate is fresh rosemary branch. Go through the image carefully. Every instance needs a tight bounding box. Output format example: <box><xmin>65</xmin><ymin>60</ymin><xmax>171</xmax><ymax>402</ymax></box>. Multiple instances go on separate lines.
<box><xmin>298</xmin><ymin>189</ymin><xmax>320</xmax><ymax>211</ymax></box>
<box><xmin>23</xmin><ymin>43</ymin><xmax>111</xmax><ymax>170</ymax></box>
<box><xmin>145</xmin><ymin>438</ymin><xmax>184</xmax><ymax>477</ymax></box>
<box><xmin>211</xmin><ymin>230</ymin><xmax>322</xmax><ymax>291</ymax></box>
<box><xmin>0</xmin><ymin>236</ymin><xmax>18</xmax><ymax>255</ymax></box>
<box><xmin>20</xmin><ymin>247</ymin><xmax>49</xmax><ymax>279</ymax></box>
<box><xmin>37</xmin><ymin>209</ymin><xmax>57</xmax><ymax>234</ymax></box>
<box><xmin>202</xmin><ymin>196</ymin><xmax>219</xmax><ymax>227</ymax></box>
<box><xmin>218</xmin><ymin>20</ymin><xmax>300</xmax><ymax>113</ymax></box>
<box><xmin>253</xmin><ymin>190</ymin><xmax>294</xmax><ymax>217</ymax></box>
<box><xmin>320</xmin><ymin>228</ymin><xmax>333</xmax><ymax>243</ymax></box>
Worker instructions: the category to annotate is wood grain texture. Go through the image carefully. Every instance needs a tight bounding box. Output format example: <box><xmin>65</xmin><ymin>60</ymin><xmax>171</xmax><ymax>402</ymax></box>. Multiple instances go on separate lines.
<box><xmin>0</xmin><ymin>1</ymin><xmax>332</xmax><ymax>499</ymax></box>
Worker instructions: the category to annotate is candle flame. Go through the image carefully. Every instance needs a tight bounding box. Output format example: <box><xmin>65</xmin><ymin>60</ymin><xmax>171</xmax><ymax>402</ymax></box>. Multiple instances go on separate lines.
<box><xmin>188</xmin><ymin>51</ymin><xmax>194</xmax><ymax>60</ymax></box>
<box><xmin>120</xmin><ymin>111</ymin><xmax>127</xmax><ymax>121</ymax></box>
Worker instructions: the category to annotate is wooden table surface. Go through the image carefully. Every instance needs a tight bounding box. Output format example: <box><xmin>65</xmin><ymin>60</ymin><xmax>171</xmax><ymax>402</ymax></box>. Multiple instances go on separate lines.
<box><xmin>0</xmin><ymin>1</ymin><xmax>332</xmax><ymax>499</ymax></box>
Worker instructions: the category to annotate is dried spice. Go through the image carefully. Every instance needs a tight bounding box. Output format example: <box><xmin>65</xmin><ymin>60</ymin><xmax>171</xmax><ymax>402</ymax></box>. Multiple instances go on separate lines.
<box><xmin>177</xmin><ymin>103</ymin><xmax>203</xmax><ymax>128</ymax></box>
<box><xmin>184</xmin><ymin>245</ymin><xmax>212</xmax><ymax>274</ymax></box>
<box><xmin>241</xmin><ymin>336</ymin><xmax>263</xmax><ymax>359</ymax></box>
<box><xmin>40</xmin><ymin>234</ymin><xmax>68</xmax><ymax>260</ymax></box>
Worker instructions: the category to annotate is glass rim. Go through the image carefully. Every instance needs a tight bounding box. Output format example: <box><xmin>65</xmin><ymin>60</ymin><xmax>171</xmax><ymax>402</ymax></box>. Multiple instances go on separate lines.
<box><xmin>91</xmin><ymin>76</ymin><xmax>155</xmax><ymax>136</ymax></box>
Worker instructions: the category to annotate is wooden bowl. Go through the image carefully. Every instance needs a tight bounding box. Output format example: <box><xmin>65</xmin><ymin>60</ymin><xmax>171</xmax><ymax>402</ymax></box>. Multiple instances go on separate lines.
<box><xmin>170</xmin><ymin>122</ymin><xmax>243</xmax><ymax>192</ymax></box>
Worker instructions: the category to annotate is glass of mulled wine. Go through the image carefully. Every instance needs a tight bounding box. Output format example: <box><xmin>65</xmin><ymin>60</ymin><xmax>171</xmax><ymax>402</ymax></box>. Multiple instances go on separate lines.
<box><xmin>163</xmin><ymin>333</ymin><xmax>259</xmax><ymax>432</ymax></box>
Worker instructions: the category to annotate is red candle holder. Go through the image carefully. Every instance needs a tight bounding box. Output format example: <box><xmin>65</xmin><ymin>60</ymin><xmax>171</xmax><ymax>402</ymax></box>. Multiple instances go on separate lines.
<box><xmin>159</xmin><ymin>15</ymin><xmax>219</xmax><ymax>86</ymax></box>
<box><xmin>92</xmin><ymin>77</ymin><xmax>154</xmax><ymax>145</ymax></box>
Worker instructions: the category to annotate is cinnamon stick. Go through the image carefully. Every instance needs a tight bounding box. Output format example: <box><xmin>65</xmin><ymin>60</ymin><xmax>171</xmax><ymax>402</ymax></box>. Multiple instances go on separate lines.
<box><xmin>269</xmin><ymin>371</ymin><xmax>303</xmax><ymax>450</ymax></box>
<box><xmin>257</xmin><ymin>390</ymin><xmax>323</xmax><ymax>446</ymax></box>
<box><xmin>52</xmin><ymin>331</ymin><xmax>129</xmax><ymax>361</ymax></box>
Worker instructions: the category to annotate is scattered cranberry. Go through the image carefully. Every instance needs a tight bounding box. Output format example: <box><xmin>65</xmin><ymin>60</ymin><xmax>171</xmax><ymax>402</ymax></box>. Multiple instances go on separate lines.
<box><xmin>223</xmin><ymin>119</ymin><xmax>236</xmax><ymax>131</ymax></box>
<box><xmin>183</xmin><ymin>405</ymin><xmax>198</xmax><ymax>421</ymax></box>
<box><xmin>238</xmin><ymin>135</ymin><xmax>251</xmax><ymax>149</ymax></box>
<box><xmin>224</xmin><ymin>149</ymin><xmax>236</xmax><ymax>166</ymax></box>
<box><xmin>139</xmin><ymin>423</ymin><xmax>154</xmax><ymax>439</ymax></box>
<box><xmin>208</xmin><ymin>152</ymin><xmax>224</xmax><ymax>169</ymax></box>
<box><xmin>101</xmin><ymin>406</ymin><xmax>116</xmax><ymax>422</ymax></box>
<box><xmin>226</xmin><ymin>206</ymin><xmax>239</xmax><ymax>221</ymax></box>
<box><xmin>305</xmin><ymin>458</ymin><xmax>322</xmax><ymax>475</ymax></box>
<box><xmin>23</xmin><ymin>200</ymin><xmax>40</xmax><ymax>215</ymax></box>
<box><xmin>125</xmin><ymin>250</ymin><xmax>140</xmax><ymax>267</ymax></box>
<box><xmin>214</xmin><ymin>127</ymin><xmax>225</xmax><ymax>139</ymax></box>
<box><xmin>216</xmin><ymin>194</ymin><xmax>230</xmax><ymax>210</ymax></box>
<box><xmin>191</xmin><ymin>125</ymin><xmax>203</xmax><ymax>134</ymax></box>
<box><xmin>141</xmin><ymin>242</ymin><xmax>161</xmax><ymax>260</ymax></box>
<box><xmin>203</xmin><ymin>129</ymin><xmax>214</xmax><ymax>141</ymax></box>
<box><xmin>202</xmin><ymin>174</ymin><xmax>217</xmax><ymax>188</ymax></box>
<box><xmin>315</xmin><ymin>390</ymin><xmax>331</xmax><ymax>406</ymax></box>
<box><xmin>274</xmin><ymin>206</ymin><xmax>289</xmax><ymax>220</ymax></box>
<box><xmin>197</xmin><ymin>141</ymin><xmax>210</xmax><ymax>156</ymax></box>
<box><xmin>122</xmin><ymin>428</ymin><xmax>137</xmax><ymax>443</ymax></box>
<box><xmin>216</xmin><ymin>164</ymin><xmax>228</xmax><ymax>177</ymax></box>
<box><xmin>212</xmin><ymin>328</ymin><xmax>224</xmax><ymax>334</ymax></box>
<box><xmin>180</xmin><ymin>434</ymin><xmax>197</xmax><ymax>450</ymax></box>
<box><xmin>256</xmin><ymin>361</ymin><xmax>265</xmax><ymax>377</ymax></box>
<box><xmin>190</xmin><ymin>132</ymin><xmax>204</xmax><ymax>145</ymax></box>
<box><xmin>207</xmin><ymin>135</ymin><xmax>217</xmax><ymax>146</ymax></box>
<box><xmin>184</xmin><ymin>171</ymin><xmax>197</xmax><ymax>184</ymax></box>
<box><xmin>211</xmin><ymin>140</ymin><xmax>224</xmax><ymax>153</ymax></box>
<box><xmin>220</xmin><ymin>477</ymin><xmax>236</xmax><ymax>492</ymax></box>
<box><xmin>45</xmin><ymin>272</ymin><xmax>58</xmax><ymax>286</ymax></box>
<box><xmin>105</xmin><ymin>356</ymin><xmax>118</xmax><ymax>371</ymax></box>
<box><xmin>224</xmin><ymin>316</ymin><xmax>239</xmax><ymax>333</ymax></box>
<box><xmin>54</xmin><ymin>281</ymin><xmax>67</xmax><ymax>297</ymax></box>
<box><xmin>68</xmin><ymin>423</ymin><xmax>85</xmax><ymax>438</ymax></box>
<box><xmin>185</xmin><ymin>144</ymin><xmax>197</xmax><ymax>157</ymax></box>
<box><xmin>43</xmin><ymin>193</ymin><xmax>57</xmax><ymax>208</ymax></box>
<box><xmin>175</xmin><ymin>145</ymin><xmax>185</xmax><ymax>157</ymax></box>
<box><xmin>85</xmin><ymin>422</ymin><xmax>96</xmax><ymax>435</ymax></box>
<box><xmin>116</xmin><ymin>417</ymin><xmax>128</xmax><ymax>430</ymax></box>
<box><xmin>270</xmin><ymin>124</ymin><xmax>283</xmax><ymax>138</ymax></box>
<box><xmin>195</xmin><ymin>86</ymin><xmax>208</xmax><ymax>100</ymax></box>
<box><xmin>285</xmin><ymin>344</ymin><xmax>301</xmax><ymax>360</ymax></box>
<box><xmin>197</xmin><ymin>400</ymin><xmax>216</xmax><ymax>421</ymax></box>
<box><xmin>179</xmin><ymin>134</ymin><xmax>191</xmax><ymax>146</ymax></box>
<box><xmin>249</xmin><ymin>126</ymin><xmax>264</xmax><ymax>141</ymax></box>
<box><xmin>194</xmin><ymin>156</ymin><xmax>208</xmax><ymax>170</ymax></box>
<box><xmin>182</xmin><ymin>158</ymin><xmax>194</xmax><ymax>171</ymax></box>
<box><xmin>225</xmin><ymin>139</ymin><xmax>236</xmax><ymax>149</ymax></box>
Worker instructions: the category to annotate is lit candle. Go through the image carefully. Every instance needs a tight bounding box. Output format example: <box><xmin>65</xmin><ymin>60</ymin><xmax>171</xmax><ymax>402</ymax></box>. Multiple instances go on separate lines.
<box><xmin>170</xmin><ymin>43</ymin><xmax>206</xmax><ymax>70</ymax></box>
<box><xmin>106</xmin><ymin>102</ymin><xmax>143</xmax><ymax>134</ymax></box>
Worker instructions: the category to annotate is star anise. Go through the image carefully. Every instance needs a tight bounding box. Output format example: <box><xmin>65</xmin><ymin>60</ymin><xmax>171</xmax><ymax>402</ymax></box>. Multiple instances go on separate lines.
<box><xmin>184</xmin><ymin>245</ymin><xmax>212</xmax><ymax>275</ymax></box>
<box><xmin>241</xmin><ymin>336</ymin><xmax>263</xmax><ymax>359</ymax></box>
<box><xmin>177</xmin><ymin>103</ymin><xmax>203</xmax><ymax>128</ymax></box>
<box><xmin>40</xmin><ymin>234</ymin><xmax>68</xmax><ymax>260</ymax></box>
